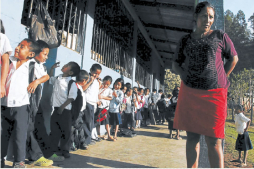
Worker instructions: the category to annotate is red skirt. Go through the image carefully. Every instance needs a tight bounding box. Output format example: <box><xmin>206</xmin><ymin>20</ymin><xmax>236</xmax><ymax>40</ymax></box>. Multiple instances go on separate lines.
<box><xmin>173</xmin><ymin>81</ymin><xmax>227</xmax><ymax>139</ymax></box>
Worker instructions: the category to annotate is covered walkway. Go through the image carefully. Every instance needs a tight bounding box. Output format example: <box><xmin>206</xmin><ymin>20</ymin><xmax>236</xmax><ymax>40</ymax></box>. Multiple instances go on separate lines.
<box><xmin>4</xmin><ymin>124</ymin><xmax>187</xmax><ymax>168</ymax></box>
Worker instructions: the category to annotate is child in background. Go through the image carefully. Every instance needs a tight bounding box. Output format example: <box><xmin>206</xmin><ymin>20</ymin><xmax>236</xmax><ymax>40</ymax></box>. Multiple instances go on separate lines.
<box><xmin>169</xmin><ymin>91</ymin><xmax>181</xmax><ymax>140</ymax></box>
<box><xmin>108</xmin><ymin>78</ymin><xmax>124</xmax><ymax>140</ymax></box>
<box><xmin>0</xmin><ymin>19</ymin><xmax>13</xmax><ymax>98</ymax></box>
<box><xmin>1</xmin><ymin>39</ymin><xmax>49</xmax><ymax>168</ymax></box>
<box><xmin>157</xmin><ymin>94</ymin><xmax>167</xmax><ymax>125</ymax></box>
<box><xmin>82</xmin><ymin>64</ymin><xmax>102</xmax><ymax>145</ymax></box>
<box><xmin>234</xmin><ymin>104</ymin><xmax>253</xmax><ymax>167</ymax></box>
<box><xmin>135</xmin><ymin>88</ymin><xmax>144</xmax><ymax>128</ymax></box>
<box><xmin>123</xmin><ymin>88</ymin><xmax>138</xmax><ymax>130</ymax></box>
<box><xmin>49</xmin><ymin>61</ymin><xmax>80</xmax><ymax>158</ymax></box>
<box><xmin>143</xmin><ymin>88</ymin><xmax>153</xmax><ymax>126</ymax></box>
<box><xmin>96</xmin><ymin>76</ymin><xmax>113</xmax><ymax>140</ymax></box>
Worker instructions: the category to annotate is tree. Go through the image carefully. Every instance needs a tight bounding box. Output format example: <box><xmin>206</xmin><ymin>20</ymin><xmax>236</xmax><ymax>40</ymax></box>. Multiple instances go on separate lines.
<box><xmin>164</xmin><ymin>69</ymin><xmax>181</xmax><ymax>95</ymax></box>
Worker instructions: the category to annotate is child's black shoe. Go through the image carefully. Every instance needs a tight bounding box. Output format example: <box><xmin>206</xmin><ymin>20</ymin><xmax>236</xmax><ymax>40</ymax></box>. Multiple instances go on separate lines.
<box><xmin>62</xmin><ymin>152</ymin><xmax>70</xmax><ymax>158</ymax></box>
<box><xmin>13</xmin><ymin>161</ymin><xmax>26</xmax><ymax>168</ymax></box>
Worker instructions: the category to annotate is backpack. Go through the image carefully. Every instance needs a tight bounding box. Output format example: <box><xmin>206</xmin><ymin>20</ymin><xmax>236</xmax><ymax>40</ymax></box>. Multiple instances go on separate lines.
<box><xmin>28</xmin><ymin>62</ymin><xmax>45</xmax><ymax>121</ymax></box>
<box><xmin>157</xmin><ymin>99</ymin><xmax>167</xmax><ymax>112</ymax></box>
<box><xmin>67</xmin><ymin>80</ymin><xmax>83</xmax><ymax>123</ymax></box>
<box><xmin>94</xmin><ymin>108</ymin><xmax>108</xmax><ymax>124</ymax></box>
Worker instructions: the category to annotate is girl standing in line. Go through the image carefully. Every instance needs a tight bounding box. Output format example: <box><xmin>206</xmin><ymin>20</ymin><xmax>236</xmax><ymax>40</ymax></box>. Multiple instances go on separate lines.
<box><xmin>108</xmin><ymin>78</ymin><xmax>124</xmax><ymax>140</ymax></box>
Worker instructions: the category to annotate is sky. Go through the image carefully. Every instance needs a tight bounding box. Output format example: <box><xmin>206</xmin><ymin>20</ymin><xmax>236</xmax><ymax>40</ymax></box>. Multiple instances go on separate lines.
<box><xmin>224</xmin><ymin>0</ymin><xmax>254</xmax><ymax>29</ymax></box>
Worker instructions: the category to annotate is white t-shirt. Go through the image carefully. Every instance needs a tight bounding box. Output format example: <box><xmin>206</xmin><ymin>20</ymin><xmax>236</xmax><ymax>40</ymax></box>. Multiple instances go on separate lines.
<box><xmin>235</xmin><ymin>112</ymin><xmax>250</xmax><ymax>134</ymax></box>
<box><xmin>0</xmin><ymin>33</ymin><xmax>13</xmax><ymax>64</ymax></box>
<box><xmin>1</xmin><ymin>57</ymin><xmax>47</xmax><ymax>107</ymax></box>
<box><xmin>143</xmin><ymin>94</ymin><xmax>151</xmax><ymax>108</ymax></box>
<box><xmin>49</xmin><ymin>74</ymin><xmax>77</xmax><ymax>110</ymax></box>
<box><xmin>77</xmin><ymin>84</ymin><xmax>86</xmax><ymax>111</ymax></box>
<box><xmin>85</xmin><ymin>77</ymin><xmax>100</xmax><ymax>107</ymax></box>
<box><xmin>98</xmin><ymin>87</ymin><xmax>113</xmax><ymax>110</ymax></box>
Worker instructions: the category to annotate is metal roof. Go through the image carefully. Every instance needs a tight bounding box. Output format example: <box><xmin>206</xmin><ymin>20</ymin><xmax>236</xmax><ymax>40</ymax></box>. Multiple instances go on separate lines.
<box><xmin>130</xmin><ymin>0</ymin><xmax>196</xmax><ymax>69</ymax></box>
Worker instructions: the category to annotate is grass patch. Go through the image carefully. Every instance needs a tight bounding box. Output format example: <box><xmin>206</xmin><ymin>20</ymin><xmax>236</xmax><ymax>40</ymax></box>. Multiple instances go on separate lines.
<box><xmin>225</xmin><ymin>120</ymin><xmax>254</xmax><ymax>167</ymax></box>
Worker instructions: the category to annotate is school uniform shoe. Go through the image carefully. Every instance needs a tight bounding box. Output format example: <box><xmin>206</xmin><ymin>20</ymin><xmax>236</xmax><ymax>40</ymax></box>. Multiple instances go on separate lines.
<box><xmin>80</xmin><ymin>143</ymin><xmax>89</xmax><ymax>150</ymax></box>
<box><xmin>89</xmin><ymin>140</ymin><xmax>96</xmax><ymax>145</ymax></box>
<box><xmin>92</xmin><ymin>137</ymin><xmax>102</xmax><ymax>142</ymax></box>
<box><xmin>13</xmin><ymin>161</ymin><xmax>26</xmax><ymax>168</ymax></box>
<box><xmin>62</xmin><ymin>152</ymin><xmax>71</xmax><ymax>158</ymax></box>
<box><xmin>48</xmin><ymin>153</ymin><xmax>65</xmax><ymax>162</ymax></box>
<box><xmin>33</xmin><ymin>156</ymin><xmax>53</xmax><ymax>167</ymax></box>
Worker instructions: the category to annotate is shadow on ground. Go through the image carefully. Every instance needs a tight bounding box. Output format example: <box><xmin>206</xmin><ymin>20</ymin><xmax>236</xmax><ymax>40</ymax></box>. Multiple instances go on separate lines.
<box><xmin>58</xmin><ymin>154</ymin><xmax>155</xmax><ymax>168</ymax></box>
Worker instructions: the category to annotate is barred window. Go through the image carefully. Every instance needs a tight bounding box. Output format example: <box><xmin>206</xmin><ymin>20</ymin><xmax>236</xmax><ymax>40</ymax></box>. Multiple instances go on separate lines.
<box><xmin>21</xmin><ymin>0</ymin><xmax>87</xmax><ymax>53</ymax></box>
<box><xmin>91</xmin><ymin>0</ymin><xmax>134</xmax><ymax>79</ymax></box>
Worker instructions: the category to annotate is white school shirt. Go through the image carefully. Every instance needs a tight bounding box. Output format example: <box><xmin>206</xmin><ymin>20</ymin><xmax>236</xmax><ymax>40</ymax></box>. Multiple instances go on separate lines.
<box><xmin>0</xmin><ymin>33</ymin><xmax>13</xmax><ymax>61</ymax></box>
<box><xmin>235</xmin><ymin>112</ymin><xmax>250</xmax><ymax>134</ymax></box>
<box><xmin>77</xmin><ymin>84</ymin><xmax>86</xmax><ymax>111</ymax></box>
<box><xmin>143</xmin><ymin>94</ymin><xmax>151</xmax><ymax>108</ymax></box>
<box><xmin>98</xmin><ymin>87</ymin><xmax>113</xmax><ymax>110</ymax></box>
<box><xmin>1</xmin><ymin>57</ymin><xmax>47</xmax><ymax>107</ymax></box>
<box><xmin>49</xmin><ymin>74</ymin><xmax>77</xmax><ymax>110</ymax></box>
<box><xmin>124</xmin><ymin>95</ymin><xmax>138</xmax><ymax>113</ymax></box>
<box><xmin>85</xmin><ymin>77</ymin><xmax>100</xmax><ymax>107</ymax></box>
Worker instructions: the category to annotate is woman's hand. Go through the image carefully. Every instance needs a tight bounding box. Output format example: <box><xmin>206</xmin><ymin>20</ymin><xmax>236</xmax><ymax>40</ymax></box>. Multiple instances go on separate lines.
<box><xmin>27</xmin><ymin>80</ymin><xmax>39</xmax><ymax>93</ymax></box>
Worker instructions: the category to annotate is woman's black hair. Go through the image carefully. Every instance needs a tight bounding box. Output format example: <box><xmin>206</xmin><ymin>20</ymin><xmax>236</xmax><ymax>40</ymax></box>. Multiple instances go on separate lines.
<box><xmin>113</xmin><ymin>78</ymin><xmax>124</xmax><ymax>88</ymax></box>
<box><xmin>103</xmin><ymin>75</ymin><xmax>112</xmax><ymax>84</ymax></box>
<box><xmin>1</xmin><ymin>19</ymin><xmax>5</xmax><ymax>34</ymax></box>
<box><xmin>91</xmin><ymin>63</ymin><xmax>102</xmax><ymax>72</ymax></box>
<box><xmin>161</xmin><ymin>94</ymin><xmax>165</xmax><ymax>99</ymax></box>
<box><xmin>36</xmin><ymin>40</ymin><xmax>49</xmax><ymax>52</ymax></box>
<box><xmin>153</xmin><ymin>89</ymin><xmax>157</xmax><ymax>92</ymax></box>
<box><xmin>126</xmin><ymin>88</ymin><xmax>133</xmax><ymax>93</ymax></box>
<box><xmin>76</xmin><ymin>70</ymin><xmax>89</xmax><ymax>82</ymax></box>
<box><xmin>22</xmin><ymin>38</ymin><xmax>41</xmax><ymax>57</ymax></box>
<box><xmin>194</xmin><ymin>1</ymin><xmax>215</xmax><ymax>17</ymax></box>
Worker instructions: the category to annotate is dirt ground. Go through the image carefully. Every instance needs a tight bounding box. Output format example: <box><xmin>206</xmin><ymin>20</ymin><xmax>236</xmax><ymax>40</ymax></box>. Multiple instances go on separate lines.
<box><xmin>4</xmin><ymin>124</ymin><xmax>187</xmax><ymax>168</ymax></box>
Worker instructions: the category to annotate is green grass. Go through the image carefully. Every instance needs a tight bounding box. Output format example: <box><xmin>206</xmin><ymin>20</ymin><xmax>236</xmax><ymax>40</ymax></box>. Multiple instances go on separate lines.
<box><xmin>225</xmin><ymin>120</ymin><xmax>254</xmax><ymax>166</ymax></box>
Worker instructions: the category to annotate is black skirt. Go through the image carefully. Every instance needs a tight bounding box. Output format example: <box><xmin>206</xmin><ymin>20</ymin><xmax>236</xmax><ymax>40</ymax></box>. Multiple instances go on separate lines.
<box><xmin>235</xmin><ymin>131</ymin><xmax>253</xmax><ymax>151</ymax></box>
<box><xmin>109</xmin><ymin>112</ymin><xmax>120</xmax><ymax>126</ymax></box>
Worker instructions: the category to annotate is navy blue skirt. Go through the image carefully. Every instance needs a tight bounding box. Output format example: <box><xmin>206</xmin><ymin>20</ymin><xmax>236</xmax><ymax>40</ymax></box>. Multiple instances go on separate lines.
<box><xmin>235</xmin><ymin>131</ymin><xmax>253</xmax><ymax>151</ymax></box>
<box><xmin>135</xmin><ymin>109</ymin><xmax>143</xmax><ymax>120</ymax></box>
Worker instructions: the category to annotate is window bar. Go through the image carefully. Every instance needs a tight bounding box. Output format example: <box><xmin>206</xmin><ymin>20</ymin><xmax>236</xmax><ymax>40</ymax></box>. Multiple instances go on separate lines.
<box><xmin>106</xmin><ymin>34</ymin><xmax>111</xmax><ymax>68</ymax></box>
<box><xmin>100</xmin><ymin>29</ymin><xmax>106</xmax><ymax>65</ymax></box>
<box><xmin>46</xmin><ymin>0</ymin><xmax>49</xmax><ymax>10</ymax></box>
<box><xmin>81</xmin><ymin>12</ymin><xmax>87</xmax><ymax>55</ymax></box>
<box><xmin>108</xmin><ymin>35</ymin><xmax>113</xmax><ymax>69</ymax></box>
<box><xmin>52</xmin><ymin>0</ymin><xmax>56</xmax><ymax>18</ymax></box>
<box><xmin>113</xmin><ymin>40</ymin><xmax>117</xmax><ymax>71</ymax></box>
<box><xmin>28</xmin><ymin>0</ymin><xmax>34</xmax><ymax>19</ymax></box>
<box><xmin>71</xmin><ymin>6</ymin><xmax>77</xmax><ymax>50</ymax></box>
<box><xmin>75</xmin><ymin>9</ymin><xmax>82</xmax><ymax>51</ymax></box>
<box><xmin>105</xmin><ymin>32</ymin><xmax>110</xmax><ymax>68</ymax></box>
<box><xmin>61</xmin><ymin>0</ymin><xmax>68</xmax><ymax>42</ymax></box>
<box><xmin>66</xmin><ymin>3</ymin><xmax>73</xmax><ymax>48</ymax></box>
<box><xmin>109</xmin><ymin>35</ymin><xmax>114</xmax><ymax>69</ymax></box>
<box><xmin>98</xmin><ymin>27</ymin><xmax>102</xmax><ymax>63</ymax></box>
<box><xmin>118</xmin><ymin>44</ymin><xmax>121</xmax><ymax>74</ymax></box>
<box><xmin>102</xmin><ymin>29</ymin><xmax>107</xmax><ymax>65</ymax></box>
<box><xmin>95</xmin><ymin>24</ymin><xmax>99</xmax><ymax>62</ymax></box>
<box><xmin>56</xmin><ymin>0</ymin><xmax>62</xmax><ymax>30</ymax></box>
<box><xmin>91</xmin><ymin>23</ymin><xmax>96</xmax><ymax>60</ymax></box>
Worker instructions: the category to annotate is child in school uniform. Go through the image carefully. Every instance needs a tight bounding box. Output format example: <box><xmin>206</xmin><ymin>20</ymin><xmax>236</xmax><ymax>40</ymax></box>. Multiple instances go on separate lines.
<box><xmin>234</xmin><ymin>104</ymin><xmax>253</xmax><ymax>167</ymax></box>
<box><xmin>96</xmin><ymin>76</ymin><xmax>113</xmax><ymax>140</ymax></box>
<box><xmin>71</xmin><ymin>70</ymin><xmax>89</xmax><ymax>150</ymax></box>
<box><xmin>123</xmin><ymin>88</ymin><xmax>138</xmax><ymax>130</ymax></box>
<box><xmin>81</xmin><ymin>64</ymin><xmax>102</xmax><ymax>145</ymax></box>
<box><xmin>49</xmin><ymin>61</ymin><xmax>80</xmax><ymax>158</ymax></box>
<box><xmin>135</xmin><ymin>88</ymin><xmax>144</xmax><ymax>128</ymax></box>
<box><xmin>143</xmin><ymin>88</ymin><xmax>153</xmax><ymax>126</ymax></box>
<box><xmin>1</xmin><ymin>39</ymin><xmax>49</xmax><ymax>168</ymax></box>
<box><xmin>108</xmin><ymin>78</ymin><xmax>124</xmax><ymax>140</ymax></box>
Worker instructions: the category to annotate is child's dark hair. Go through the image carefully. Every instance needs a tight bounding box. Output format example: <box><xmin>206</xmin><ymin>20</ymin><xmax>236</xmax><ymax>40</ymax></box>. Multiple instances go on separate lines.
<box><xmin>126</xmin><ymin>88</ymin><xmax>133</xmax><ymax>93</ymax></box>
<box><xmin>144</xmin><ymin>88</ymin><xmax>150</xmax><ymax>93</ymax></box>
<box><xmin>138</xmin><ymin>88</ymin><xmax>144</xmax><ymax>92</ymax></box>
<box><xmin>68</xmin><ymin>62</ymin><xmax>80</xmax><ymax>77</ymax></box>
<box><xmin>91</xmin><ymin>63</ymin><xmax>102</xmax><ymax>72</ymax></box>
<box><xmin>125</xmin><ymin>83</ymin><xmax>131</xmax><ymax>90</ymax></box>
<box><xmin>36</xmin><ymin>40</ymin><xmax>49</xmax><ymax>52</ymax></box>
<box><xmin>161</xmin><ymin>94</ymin><xmax>165</xmax><ymax>99</ymax></box>
<box><xmin>113</xmin><ymin>78</ymin><xmax>124</xmax><ymax>88</ymax></box>
<box><xmin>235</xmin><ymin>104</ymin><xmax>243</xmax><ymax>112</ymax></box>
<box><xmin>167</xmin><ymin>94</ymin><xmax>172</xmax><ymax>98</ymax></box>
<box><xmin>103</xmin><ymin>75</ymin><xmax>112</xmax><ymax>84</ymax></box>
<box><xmin>76</xmin><ymin>70</ymin><xmax>89</xmax><ymax>82</ymax></box>
<box><xmin>158</xmin><ymin>89</ymin><xmax>163</xmax><ymax>93</ymax></box>
<box><xmin>153</xmin><ymin>89</ymin><xmax>157</xmax><ymax>92</ymax></box>
<box><xmin>1</xmin><ymin>19</ymin><xmax>5</xmax><ymax>34</ymax></box>
<box><xmin>22</xmin><ymin>38</ymin><xmax>41</xmax><ymax>57</ymax></box>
